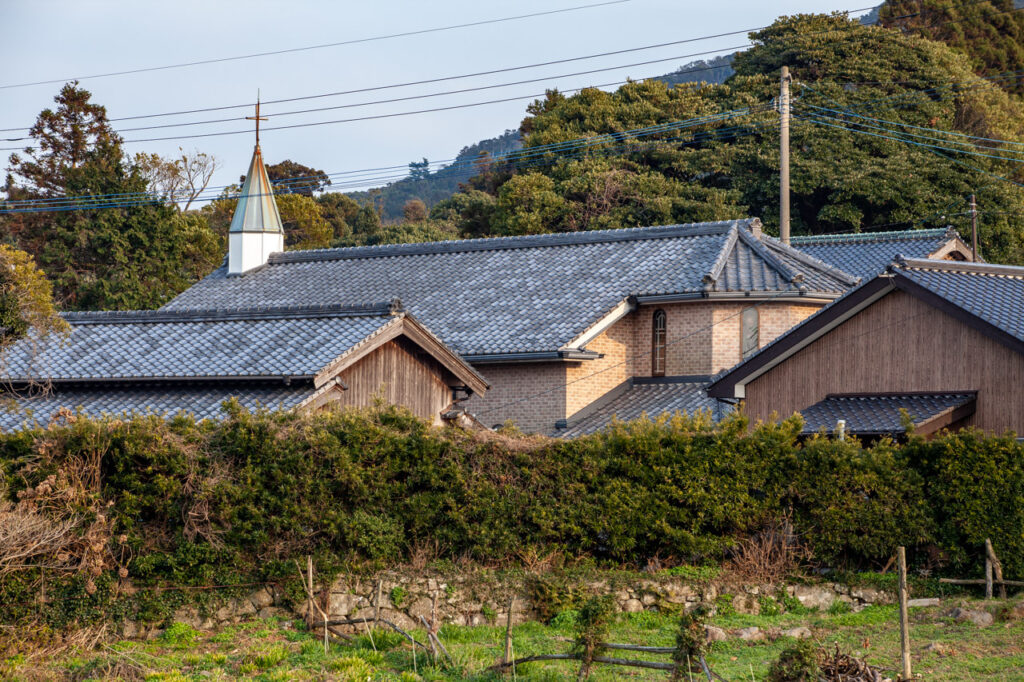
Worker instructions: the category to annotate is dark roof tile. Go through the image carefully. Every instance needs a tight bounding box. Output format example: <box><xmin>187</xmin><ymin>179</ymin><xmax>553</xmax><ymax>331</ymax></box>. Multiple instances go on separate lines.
<box><xmin>799</xmin><ymin>392</ymin><xmax>976</xmax><ymax>435</ymax></box>
<box><xmin>558</xmin><ymin>377</ymin><xmax>732</xmax><ymax>437</ymax></box>
<box><xmin>163</xmin><ymin>221</ymin><xmax>853</xmax><ymax>356</ymax></box>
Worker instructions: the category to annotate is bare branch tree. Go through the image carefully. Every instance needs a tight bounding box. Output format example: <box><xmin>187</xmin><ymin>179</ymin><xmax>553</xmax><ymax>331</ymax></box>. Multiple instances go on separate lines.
<box><xmin>177</xmin><ymin>148</ymin><xmax>218</xmax><ymax>212</ymax></box>
<box><xmin>133</xmin><ymin>148</ymin><xmax>219</xmax><ymax>212</ymax></box>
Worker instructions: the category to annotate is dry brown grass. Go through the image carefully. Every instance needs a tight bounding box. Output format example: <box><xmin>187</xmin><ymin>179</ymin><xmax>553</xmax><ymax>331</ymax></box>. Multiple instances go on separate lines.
<box><xmin>729</xmin><ymin>518</ymin><xmax>806</xmax><ymax>585</ymax></box>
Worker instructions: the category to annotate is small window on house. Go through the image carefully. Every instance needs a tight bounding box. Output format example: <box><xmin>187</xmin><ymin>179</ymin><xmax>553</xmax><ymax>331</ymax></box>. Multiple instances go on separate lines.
<box><xmin>652</xmin><ymin>309</ymin><xmax>667</xmax><ymax>376</ymax></box>
<box><xmin>741</xmin><ymin>307</ymin><xmax>759</xmax><ymax>359</ymax></box>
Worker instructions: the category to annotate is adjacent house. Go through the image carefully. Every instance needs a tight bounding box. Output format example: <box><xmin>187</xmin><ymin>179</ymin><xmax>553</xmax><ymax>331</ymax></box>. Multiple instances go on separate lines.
<box><xmin>707</xmin><ymin>258</ymin><xmax>1024</xmax><ymax>438</ymax></box>
<box><xmin>789</xmin><ymin>228</ymin><xmax>974</xmax><ymax>279</ymax></box>
<box><xmin>0</xmin><ymin>301</ymin><xmax>487</xmax><ymax>431</ymax></box>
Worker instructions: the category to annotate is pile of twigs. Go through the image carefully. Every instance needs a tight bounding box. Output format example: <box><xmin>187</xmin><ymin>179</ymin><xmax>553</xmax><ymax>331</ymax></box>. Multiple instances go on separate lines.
<box><xmin>819</xmin><ymin>644</ymin><xmax>888</xmax><ymax>682</ymax></box>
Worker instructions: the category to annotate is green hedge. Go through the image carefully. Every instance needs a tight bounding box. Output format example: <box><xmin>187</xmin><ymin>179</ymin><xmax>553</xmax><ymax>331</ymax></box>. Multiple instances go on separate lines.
<box><xmin>2</xmin><ymin>404</ymin><xmax>1022</xmax><ymax>610</ymax></box>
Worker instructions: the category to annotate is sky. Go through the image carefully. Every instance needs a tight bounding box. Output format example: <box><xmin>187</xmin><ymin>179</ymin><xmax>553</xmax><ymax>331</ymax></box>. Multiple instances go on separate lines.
<box><xmin>0</xmin><ymin>0</ymin><xmax>873</xmax><ymax>198</ymax></box>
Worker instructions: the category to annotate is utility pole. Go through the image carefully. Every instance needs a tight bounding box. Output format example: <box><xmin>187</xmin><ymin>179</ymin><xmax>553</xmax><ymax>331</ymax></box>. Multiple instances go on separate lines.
<box><xmin>779</xmin><ymin>66</ymin><xmax>792</xmax><ymax>245</ymax></box>
<box><xmin>969</xmin><ymin>194</ymin><xmax>979</xmax><ymax>262</ymax></box>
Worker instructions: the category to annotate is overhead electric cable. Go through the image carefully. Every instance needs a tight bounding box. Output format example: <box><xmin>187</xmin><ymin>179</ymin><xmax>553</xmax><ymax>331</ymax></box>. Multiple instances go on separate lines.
<box><xmin>0</xmin><ymin>0</ymin><xmax>637</xmax><ymax>90</ymax></box>
<box><xmin>0</xmin><ymin>4</ymin><xmax>886</xmax><ymax>132</ymax></box>
<box><xmin>0</xmin><ymin>112</ymin><xmax>780</xmax><ymax>212</ymax></box>
<box><xmin>102</xmin><ymin>46</ymin><xmax>753</xmax><ymax>135</ymax></box>
<box><xmin>795</xmin><ymin>112</ymin><xmax>1024</xmax><ymax>164</ymax></box>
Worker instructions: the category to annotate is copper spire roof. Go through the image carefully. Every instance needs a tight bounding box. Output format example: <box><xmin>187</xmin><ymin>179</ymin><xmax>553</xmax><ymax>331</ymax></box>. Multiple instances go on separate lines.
<box><xmin>229</xmin><ymin>145</ymin><xmax>283</xmax><ymax>234</ymax></box>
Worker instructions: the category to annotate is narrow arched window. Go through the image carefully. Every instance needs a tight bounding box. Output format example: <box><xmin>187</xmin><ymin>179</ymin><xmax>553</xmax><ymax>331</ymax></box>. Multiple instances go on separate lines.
<box><xmin>652</xmin><ymin>309</ymin><xmax>667</xmax><ymax>376</ymax></box>
<box><xmin>741</xmin><ymin>307</ymin><xmax>759</xmax><ymax>359</ymax></box>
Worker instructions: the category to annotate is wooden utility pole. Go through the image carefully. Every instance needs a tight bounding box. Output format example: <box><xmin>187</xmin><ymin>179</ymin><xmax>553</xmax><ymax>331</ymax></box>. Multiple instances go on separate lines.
<box><xmin>779</xmin><ymin>66</ymin><xmax>792</xmax><ymax>245</ymax></box>
<box><xmin>897</xmin><ymin>547</ymin><xmax>912</xmax><ymax>680</ymax></box>
<box><xmin>969</xmin><ymin>194</ymin><xmax>979</xmax><ymax>262</ymax></box>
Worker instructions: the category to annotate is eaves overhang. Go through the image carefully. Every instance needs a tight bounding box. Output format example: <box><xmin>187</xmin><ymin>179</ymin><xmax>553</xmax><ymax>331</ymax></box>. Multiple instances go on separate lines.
<box><xmin>465</xmin><ymin>349</ymin><xmax>601</xmax><ymax>365</ymax></box>
<box><xmin>633</xmin><ymin>291</ymin><xmax>841</xmax><ymax>305</ymax></box>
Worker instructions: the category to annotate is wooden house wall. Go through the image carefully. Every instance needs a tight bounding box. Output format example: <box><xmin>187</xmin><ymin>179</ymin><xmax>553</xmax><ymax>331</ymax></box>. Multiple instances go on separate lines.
<box><xmin>744</xmin><ymin>290</ymin><xmax>1024</xmax><ymax>434</ymax></box>
<box><xmin>330</xmin><ymin>338</ymin><xmax>453</xmax><ymax>424</ymax></box>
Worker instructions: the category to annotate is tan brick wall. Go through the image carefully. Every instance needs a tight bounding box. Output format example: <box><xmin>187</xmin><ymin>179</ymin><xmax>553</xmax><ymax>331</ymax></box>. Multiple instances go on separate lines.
<box><xmin>634</xmin><ymin>301</ymin><xmax>826</xmax><ymax>377</ymax></box>
<box><xmin>463</xmin><ymin>362</ymin><xmax>567</xmax><ymax>433</ymax></box>
<box><xmin>632</xmin><ymin>304</ymin><xmax>715</xmax><ymax>377</ymax></box>
<box><xmin>565</xmin><ymin>315</ymin><xmax>635</xmax><ymax>418</ymax></box>
<box><xmin>710</xmin><ymin>301</ymin><xmax>824</xmax><ymax>373</ymax></box>
<box><xmin>464</xmin><ymin>301</ymin><xmax>824</xmax><ymax>433</ymax></box>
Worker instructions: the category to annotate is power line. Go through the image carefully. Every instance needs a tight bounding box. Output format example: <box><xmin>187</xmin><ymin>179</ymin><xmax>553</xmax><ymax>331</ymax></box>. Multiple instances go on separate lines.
<box><xmin>86</xmin><ymin>46</ymin><xmax>754</xmax><ymax>136</ymax></box>
<box><xmin>795</xmin><ymin>111</ymin><xmax>1024</xmax><ymax>164</ymax></box>
<box><xmin>0</xmin><ymin>4</ymin><xmax>884</xmax><ymax>132</ymax></box>
<box><xmin>2</xmin><ymin>108</ymin><xmax>776</xmax><ymax>212</ymax></box>
<box><xmin>0</xmin><ymin>0</ymin><xmax>636</xmax><ymax>90</ymax></box>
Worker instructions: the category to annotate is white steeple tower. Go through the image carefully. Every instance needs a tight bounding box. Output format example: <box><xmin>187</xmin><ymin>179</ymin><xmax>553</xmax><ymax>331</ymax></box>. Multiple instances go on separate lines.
<box><xmin>228</xmin><ymin>100</ymin><xmax>284</xmax><ymax>275</ymax></box>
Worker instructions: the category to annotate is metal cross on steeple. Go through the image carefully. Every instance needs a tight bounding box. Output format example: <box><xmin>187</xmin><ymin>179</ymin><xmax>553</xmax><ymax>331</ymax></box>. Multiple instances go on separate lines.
<box><xmin>245</xmin><ymin>93</ymin><xmax>268</xmax><ymax>146</ymax></box>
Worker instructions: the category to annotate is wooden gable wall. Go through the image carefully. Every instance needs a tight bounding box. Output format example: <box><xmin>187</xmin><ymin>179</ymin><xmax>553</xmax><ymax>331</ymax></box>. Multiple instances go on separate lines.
<box><xmin>743</xmin><ymin>290</ymin><xmax>1024</xmax><ymax>434</ymax></box>
<box><xmin>316</xmin><ymin>337</ymin><xmax>454</xmax><ymax>425</ymax></box>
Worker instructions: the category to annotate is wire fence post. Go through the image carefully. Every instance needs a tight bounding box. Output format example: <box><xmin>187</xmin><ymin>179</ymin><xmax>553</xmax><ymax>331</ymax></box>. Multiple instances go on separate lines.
<box><xmin>897</xmin><ymin>546</ymin><xmax>912</xmax><ymax>680</ymax></box>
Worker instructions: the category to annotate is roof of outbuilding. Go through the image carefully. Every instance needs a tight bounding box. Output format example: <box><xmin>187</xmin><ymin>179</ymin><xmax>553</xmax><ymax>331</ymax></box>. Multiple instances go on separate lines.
<box><xmin>162</xmin><ymin>220</ymin><xmax>855</xmax><ymax>358</ymax></box>
<box><xmin>2</xmin><ymin>302</ymin><xmax>402</xmax><ymax>383</ymax></box>
<box><xmin>790</xmin><ymin>228</ymin><xmax>963</xmax><ymax>280</ymax></box>
<box><xmin>799</xmin><ymin>392</ymin><xmax>977</xmax><ymax>436</ymax></box>
<box><xmin>0</xmin><ymin>382</ymin><xmax>312</xmax><ymax>432</ymax></box>
<box><xmin>557</xmin><ymin>377</ymin><xmax>732</xmax><ymax>438</ymax></box>
<box><xmin>896</xmin><ymin>258</ymin><xmax>1024</xmax><ymax>344</ymax></box>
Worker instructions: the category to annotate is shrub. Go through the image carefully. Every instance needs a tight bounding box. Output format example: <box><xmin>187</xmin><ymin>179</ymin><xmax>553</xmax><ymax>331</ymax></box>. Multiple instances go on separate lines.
<box><xmin>768</xmin><ymin>639</ymin><xmax>819</xmax><ymax>682</ymax></box>
<box><xmin>2</xmin><ymin>403</ymin><xmax>1024</xmax><ymax>629</ymax></box>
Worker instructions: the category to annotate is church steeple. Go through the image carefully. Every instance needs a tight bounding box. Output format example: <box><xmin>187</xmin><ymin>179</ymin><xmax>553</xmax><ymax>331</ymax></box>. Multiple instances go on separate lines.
<box><xmin>228</xmin><ymin>98</ymin><xmax>284</xmax><ymax>275</ymax></box>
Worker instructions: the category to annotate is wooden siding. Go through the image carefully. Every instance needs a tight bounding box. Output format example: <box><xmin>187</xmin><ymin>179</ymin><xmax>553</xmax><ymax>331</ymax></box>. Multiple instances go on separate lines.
<box><xmin>328</xmin><ymin>338</ymin><xmax>453</xmax><ymax>425</ymax></box>
<box><xmin>744</xmin><ymin>290</ymin><xmax>1024</xmax><ymax>434</ymax></box>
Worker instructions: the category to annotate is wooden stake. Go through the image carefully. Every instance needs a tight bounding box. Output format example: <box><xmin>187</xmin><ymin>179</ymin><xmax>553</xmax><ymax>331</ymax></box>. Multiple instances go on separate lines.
<box><xmin>986</xmin><ymin>539</ymin><xmax>1006</xmax><ymax>599</ymax></box>
<box><xmin>306</xmin><ymin>556</ymin><xmax>314</xmax><ymax>629</ymax></box>
<box><xmin>985</xmin><ymin>554</ymin><xmax>994</xmax><ymax>600</ymax></box>
<box><xmin>375</xmin><ymin>579</ymin><xmax>383</xmax><ymax>627</ymax></box>
<box><xmin>504</xmin><ymin>595</ymin><xmax>515</xmax><ymax>667</ymax></box>
<box><xmin>897</xmin><ymin>547</ymin><xmax>912</xmax><ymax>680</ymax></box>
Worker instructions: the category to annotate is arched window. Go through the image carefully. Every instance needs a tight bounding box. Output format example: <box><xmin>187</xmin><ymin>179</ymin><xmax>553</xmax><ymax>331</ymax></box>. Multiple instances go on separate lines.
<box><xmin>652</xmin><ymin>309</ymin><xmax>666</xmax><ymax>376</ymax></box>
<box><xmin>741</xmin><ymin>307</ymin><xmax>759</xmax><ymax>359</ymax></box>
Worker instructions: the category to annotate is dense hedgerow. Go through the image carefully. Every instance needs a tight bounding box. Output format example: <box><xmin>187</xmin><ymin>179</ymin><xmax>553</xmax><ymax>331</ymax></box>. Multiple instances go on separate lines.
<box><xmin>1</xmin><ymin>403</ymin><xmax>1022</xmax><ymax>608</ymax></box>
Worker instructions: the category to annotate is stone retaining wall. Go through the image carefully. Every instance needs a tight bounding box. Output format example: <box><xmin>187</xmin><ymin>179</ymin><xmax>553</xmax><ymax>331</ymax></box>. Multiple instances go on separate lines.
<box><xmin>126</xmin><ymin>572</ymin><xmax>894</xmax><ymax>638</ymax></box>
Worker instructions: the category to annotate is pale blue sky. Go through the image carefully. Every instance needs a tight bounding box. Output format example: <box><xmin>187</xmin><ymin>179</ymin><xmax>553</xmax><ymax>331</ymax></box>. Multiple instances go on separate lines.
<box><xmin>0</xmin><ymin>0</ymin><xmax>871</xmax><ymax>196</ymax></box>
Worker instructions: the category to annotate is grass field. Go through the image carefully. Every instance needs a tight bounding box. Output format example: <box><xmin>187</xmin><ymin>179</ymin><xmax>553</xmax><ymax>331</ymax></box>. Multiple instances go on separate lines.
<box><xmin>10</xmin><ymin>597</ymin><xmax>1024</xmax><ymax>681</ymax></box>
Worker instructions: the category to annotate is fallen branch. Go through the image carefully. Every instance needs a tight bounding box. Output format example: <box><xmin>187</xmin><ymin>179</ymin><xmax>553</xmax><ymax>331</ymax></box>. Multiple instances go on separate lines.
<box><xmin>938</xmin><ymin>578</ymin><xmax>1024</xmax><ymax>587</ymax></box>
<box><xmin>323</xmin><ymin>616</ymin><xmax>430</xmax><ymax>650</ymax></box>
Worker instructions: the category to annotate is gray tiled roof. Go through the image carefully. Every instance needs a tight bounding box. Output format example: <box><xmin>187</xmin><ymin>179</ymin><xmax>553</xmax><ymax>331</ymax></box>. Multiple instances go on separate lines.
<box><xmin>558</xmin><ymin>377</ymin><xmax>732</xmax><ymax>438</ymax></box>
<box><xmin>163</xmin><ymin>221</ymin><xmax>854</xmax><ymax>357</ymax></box>
<box><xmin>799</xmin><ymin>392</ymin><xmax>976</xmax><ymax>436</ymax></box>
<box><xmin>2</xmin><ymin>303</ymin><xmax>399</xmax><ymax>383</ymax></box>
<box><xmin>897</xmin><ymin>260</ymin><xmax>1024</xmax><ymax>342</ymax></box>
<box><xmin>790</xmin><ymin>228</ymin><xmax>957</xmax><ymax>280</ymax></box>
<box><xmin>0</xmin><ymin>383</ymin><xmax>311</xmax><ymax>432</ymax></box>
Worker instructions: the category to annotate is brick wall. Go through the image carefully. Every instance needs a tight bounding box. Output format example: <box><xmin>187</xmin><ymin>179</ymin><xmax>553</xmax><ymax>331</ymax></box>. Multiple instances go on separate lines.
<box><xmin>565</xmin><ymin>315</ymin><xmax>635</xmax><ymax>417</ymax></box>
<box><xmin>463</xmin><ymin>362</ymin><xmax>567</xmax><ymax>433</ymax></box>
<box><xmin>632</xmin><ymin>304</ymin><xmax>715</xmax><ymax>377</ymax></box>
<box><xmin>465</xmin><ymin>301</ymin><xmax>825</xmax><ymax>433</ymax></box>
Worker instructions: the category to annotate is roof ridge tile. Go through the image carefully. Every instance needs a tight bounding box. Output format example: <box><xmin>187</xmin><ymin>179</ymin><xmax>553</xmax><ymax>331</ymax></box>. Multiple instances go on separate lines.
<box><xmin>269</xmin><ymin>220</ymin><xmax>750</xmax><ymax>264</ymax></box>
<box><xmin>63</xmin><ymin>300</ymin><xmax>402</xmax><ymax>325</ymax></box>
<box><xmin>790</xmin><ymin>228</ymin><xmax>951</xmax><ymax>245</ymax></box>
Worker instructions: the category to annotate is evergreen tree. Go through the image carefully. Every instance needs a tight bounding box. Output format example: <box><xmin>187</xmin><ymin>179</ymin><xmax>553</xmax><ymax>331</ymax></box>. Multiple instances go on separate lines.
<box><xmin>440</xmin><ymin>14</ymin><xmax>1024</xmax><ymax>262</ymax></box>
<box><xmin>879</xmin><ymin>0</ymin><xmax>1024</xmax><ymax>95</ymax></box>
<box><xmin>3</xmin><ymin>83</ymin><xmax>222</xmax><ymax>310</ymax></box>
